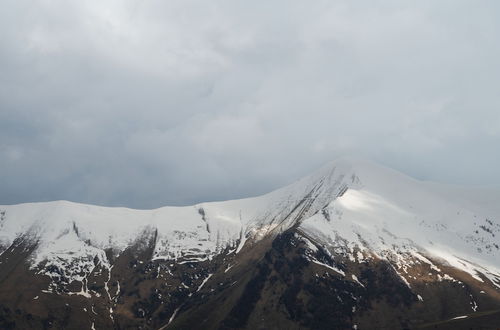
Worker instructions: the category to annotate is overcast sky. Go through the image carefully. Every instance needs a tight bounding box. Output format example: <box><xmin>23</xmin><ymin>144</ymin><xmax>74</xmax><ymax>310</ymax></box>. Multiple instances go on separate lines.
<box><xmin>1</xmin><ymin>0</ymin><xmax>499</xmax><ymax>208</ymax></box>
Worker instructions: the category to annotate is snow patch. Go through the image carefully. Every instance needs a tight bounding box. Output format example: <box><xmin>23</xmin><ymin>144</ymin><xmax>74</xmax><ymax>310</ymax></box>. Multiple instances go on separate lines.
<box><xmin>310</xmin><ymin>259</ymin><xmax>345</xmax><ymax>276</ymax></box>
<box><xmin>352</xmin><ymin>274</ymin><xmax>365</xmax><ymax>288</ymax></box>
<box><xmin>196</xmin><ymin>274</ymin><xmax>213</xmax><ymax>292</ymax></box>
<box><xmin>450</xmin><ymin>315</ymin><xmax>468</xmax><ymax>320</ymax></box>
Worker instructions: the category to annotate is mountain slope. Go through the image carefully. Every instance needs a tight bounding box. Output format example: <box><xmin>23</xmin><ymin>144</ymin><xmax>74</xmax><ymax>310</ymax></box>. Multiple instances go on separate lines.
<box><xmin>0</xmin><ymin>158</ymin><xmax>499</xmax><ymax>329</ymax></box>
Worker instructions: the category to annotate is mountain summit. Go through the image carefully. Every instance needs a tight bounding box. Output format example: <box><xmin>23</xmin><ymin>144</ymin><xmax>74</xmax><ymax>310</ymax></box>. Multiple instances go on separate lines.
<box><xmin>1</xmin><ymin>159</ymin><xmax>500</xmax><ymax>329</ymax></box>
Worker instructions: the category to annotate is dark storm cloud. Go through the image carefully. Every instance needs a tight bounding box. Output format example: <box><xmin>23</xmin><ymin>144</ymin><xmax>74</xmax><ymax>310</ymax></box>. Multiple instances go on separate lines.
<box><xmin>1</xmin><ymin>0</ymin><xmax>500</xmax><ymax>208</ymax></box>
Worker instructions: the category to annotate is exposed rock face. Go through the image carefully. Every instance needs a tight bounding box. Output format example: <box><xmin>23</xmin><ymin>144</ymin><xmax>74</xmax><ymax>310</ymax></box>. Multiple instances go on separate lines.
<box><xmin>1</xmin><ymin>159</ymin><xmax>500</xmax><ymax>329</ymax></box>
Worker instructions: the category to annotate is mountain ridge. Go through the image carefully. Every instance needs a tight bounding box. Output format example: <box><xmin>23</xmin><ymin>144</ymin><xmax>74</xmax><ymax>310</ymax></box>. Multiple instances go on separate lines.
<box><xmin>1</xmin><ymin>158</ymin><xmax>500</xmax><ymax>329</ymax></box>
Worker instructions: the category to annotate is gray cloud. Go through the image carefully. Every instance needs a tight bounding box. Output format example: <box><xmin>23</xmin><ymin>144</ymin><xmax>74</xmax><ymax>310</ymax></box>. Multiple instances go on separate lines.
<box><xmin>1</xmin><ymin>0</ymin><xmax>499</xmax><ymax>208</ymax></box>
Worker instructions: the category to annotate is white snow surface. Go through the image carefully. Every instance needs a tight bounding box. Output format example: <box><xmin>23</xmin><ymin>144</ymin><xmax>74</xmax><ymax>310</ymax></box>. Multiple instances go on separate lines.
<box><xmin>300</xmin><ymin>159</ymin><xmax>500</xmax><ymax>287</ymax></box>
<box><xmin>1</xmin><ymin>158</ymin><xmax>500</xmax><ymax>289</ymax></box>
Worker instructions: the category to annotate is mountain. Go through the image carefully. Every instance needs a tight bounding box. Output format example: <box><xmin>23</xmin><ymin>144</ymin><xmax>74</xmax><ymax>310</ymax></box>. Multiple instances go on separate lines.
<box><xmin>1</xmin><ymin>158</ymin><xmax>499</xmax><ymax>329</ymax></box>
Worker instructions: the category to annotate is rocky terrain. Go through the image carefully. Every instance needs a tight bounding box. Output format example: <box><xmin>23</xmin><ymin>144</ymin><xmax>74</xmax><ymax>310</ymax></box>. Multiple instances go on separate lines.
<box><xmin>1</xmin><ymin>159</ymin><xmax>499</xmax><ymax>329</ymax></box>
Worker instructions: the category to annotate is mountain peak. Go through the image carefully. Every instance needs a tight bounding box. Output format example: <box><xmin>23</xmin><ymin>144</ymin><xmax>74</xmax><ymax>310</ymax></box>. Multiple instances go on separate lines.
<box><xmin>1</xmin><ymin>159</ymin><xmax>500</xmax><ymax>329</ymax></box>
<box><xmin>279</xmin><ymin>157</ymin><xmax>406</xmax><ymax>202</ymax></box>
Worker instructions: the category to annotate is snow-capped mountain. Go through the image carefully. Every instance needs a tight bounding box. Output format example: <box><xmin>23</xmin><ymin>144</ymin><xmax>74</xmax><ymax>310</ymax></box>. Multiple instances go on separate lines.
<box><xmin>1</xmin><ymin>159</ymin><xmax>499</xmax><ymax>329</ymax></box>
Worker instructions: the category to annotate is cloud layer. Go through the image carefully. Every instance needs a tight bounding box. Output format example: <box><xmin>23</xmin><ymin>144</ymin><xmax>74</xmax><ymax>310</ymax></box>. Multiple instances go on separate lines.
<box><xmin>1</xmin><ymin>0</ymin><xmax>500</xmax><ymax>208</ymax></box>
